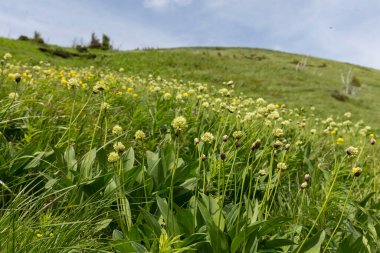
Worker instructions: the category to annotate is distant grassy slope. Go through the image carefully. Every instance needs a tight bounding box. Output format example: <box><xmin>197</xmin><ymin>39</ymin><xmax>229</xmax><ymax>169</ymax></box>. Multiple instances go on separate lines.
<box><xmin>1</xmin><ymin>37</ymin><xmax>380</xmax><ymax>126</ymax></box>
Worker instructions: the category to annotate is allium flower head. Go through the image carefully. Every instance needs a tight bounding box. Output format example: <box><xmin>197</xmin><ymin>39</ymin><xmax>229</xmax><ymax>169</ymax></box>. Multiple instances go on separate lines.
<box><xmin>3</xmin><ymin>52</ymin><xmax>12</xmax><ymax>60</ymax></box>
<box><xmin>251</xmin><ymin>139</ymin><xmax>261</xmax><ymax>151</ymax></box>
<box><xmin>277</xmin><ymin>162</ymin><xmax>287</xmax><ymax>170</ymax></box>
<box><xmin>370</xmin><ymin>138</ymin><xmax>376</xmax><ymax>145</ymax></box>
<box><xmin>352</xmin><ymin>167</ymin><xmax>362</xmax><ymax>177</ymax></box>
<box><xmin>108</xmin><ymin>152</ymin><xmax>120</xmax><ymax>163</ymax></box>
<box><xmin>112</xmin><ymin>125</ymin><xmax>123</xmax><ymax>135</ymax></box>
<box><xmin>258</xmin><ymin>169</ymin><xmax>266</xmax><ymax>176</ymax></box>
<box><xmin>201</xmin><ymin>132</ymin><xmax>214</xmax><ymax>143</ymax></box>
<box><xmin>194</xmin><ymin>138</ymin><xmax>200</xmax><ymax>145</ymax></box>
<box><xmin>113</xmin><ymin>142</ymin><xmax>126</xmax><ymax>152</ymax></box>
<box><xmin>232</xmin><ymin>131</ymin><xmax>244</xmax><ymax>140</ymax></box>
<box><xmin>346</xmin><ymin>146</ymin><xmax>359</xmax><ymax>156</ymax></box>
<box><xmin>300</xmin><ymin>181</ymin><xmax>308</xmax><ymax>189</ymax></box>
<box><xmin>272</xmin><ymin>128</ymin><xmax>284</xmax><ymax>137</ymax></box>
<box><xmin>8</xmin><ymin>92</ymin><xmax>19</xmax><ymax>100</ymax></box>
<box><xmin>171</xmin><ymin>116</ymin><xmax>188</xmax><ymax>132</ymax></box>
<box><xmin>135</xmin><ymin>130</ymin><xmax>146</xmax><ymax>140</ymax></box>
<box><xmin>222</xmin><ymin>135</ymin><xmax>228</xmax><ymax>142</ymax></box>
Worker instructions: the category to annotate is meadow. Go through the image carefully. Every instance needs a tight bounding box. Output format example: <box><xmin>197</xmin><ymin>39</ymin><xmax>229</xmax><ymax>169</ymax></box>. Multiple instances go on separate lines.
<box><xmin>0</xmin><ymin>39</ymin><xmax>379</xmax><ymax>252</ymax></box>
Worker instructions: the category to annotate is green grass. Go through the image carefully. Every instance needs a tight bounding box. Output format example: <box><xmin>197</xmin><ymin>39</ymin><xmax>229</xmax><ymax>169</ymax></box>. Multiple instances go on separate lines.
<box><xmin>0</xmin><ymin>37</ymin><xmax>380</xmax><ymax>252</ymax></box>
<box><xmin>1</xmin><ymin>37</ymin><xmax>380</xmax><ymax>126</ymax></box>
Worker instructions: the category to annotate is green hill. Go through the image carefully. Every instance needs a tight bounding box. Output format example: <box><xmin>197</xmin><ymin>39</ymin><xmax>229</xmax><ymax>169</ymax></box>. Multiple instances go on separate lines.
<box><xmin>1</xmin><ymin>37</ymin><xmax>379</xmax><ymax>126</ymax></box>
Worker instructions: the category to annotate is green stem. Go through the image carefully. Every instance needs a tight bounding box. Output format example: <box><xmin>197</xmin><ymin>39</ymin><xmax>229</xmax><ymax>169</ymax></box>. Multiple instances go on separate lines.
<box><xmin>322</xmin><ymin>178</ymin><xmax>355</xmax><ymax>252</ymax></box>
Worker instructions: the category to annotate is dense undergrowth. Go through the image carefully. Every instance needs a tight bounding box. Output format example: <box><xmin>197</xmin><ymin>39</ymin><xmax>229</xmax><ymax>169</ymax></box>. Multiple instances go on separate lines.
<box><xmin>0</xmin><ymin>53</ymin><xmax>379</xmax><ymax>252</ymax></box>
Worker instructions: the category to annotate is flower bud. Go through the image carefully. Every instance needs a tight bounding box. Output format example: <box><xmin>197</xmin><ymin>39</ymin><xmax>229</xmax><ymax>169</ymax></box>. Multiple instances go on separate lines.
<box><xmin>304</xmin><ymin>174</ymin><xmax>311</xmax><ymax>182</ymax></box>
<box><xmin>251</xmin><ymin>139</ymin><xmax>261</xmax><ymax>151</ymax></box>
<box><xmin>220</xmin><ymin>152</ymin><xmax>226</xmax><ymax>161</ymax></box>
<box><xmin>258</xmin><ymin>169</ymin><xmax>266</xmax><ymax>176</ymax></box>
<box><xmin>300</xmin><ymin>181</ymin><xmax>308</xmax><ymax>189</ymax></box>
<box><xmin>222</xmin><ymin>135</ymin><xmax>228</xmax><ymax>142</ymax></box>
<box><xmin>370</xmin><ymin>138</ymin><xmax>376</xmax><ymax>145</ymax></box>
<box><xmin>201</xmin><ymin>154</ymin><xmax>207</xmax><ymax>161</ymax></box>
<box><xmin>235</xmin><ymin>141</ymin><xmax>242</xmax><ymax>148</ymax></box>
<box><xmin>194</xmin><ymin>138</ymin><xmax>200</xmax><ymax>145</ymax></box>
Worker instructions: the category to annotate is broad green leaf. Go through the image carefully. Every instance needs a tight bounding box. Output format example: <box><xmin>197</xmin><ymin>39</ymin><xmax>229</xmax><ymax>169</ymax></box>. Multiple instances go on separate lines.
<box><xmin>80</xmin><ymin>148</ymin><xmax>96</xmax><ymax>179</ymax></box>
<box><xmin>119</xmin><ymin>196</ymin><xmax>133</xmax><ymax>230</ymax></box>
<box><xmin>292</xmin><ymin>230</ymin><xmax>326</xmax><ymax>253</ymax></box>
<box><xmin>94</xmin><ymin>218</ymin><xmax>112</xmax><ymax>233</ymax></box>
<box><xmin>112</xmin><ymin>229</ymin><xmax>124</xmax><ymax>240</ymax></box>
<box><xmin>197</xmin><ymin>199</ymin><xmax>229</xmax><ymax>253</ymax></box>
<box><xmin>122</xmin><ymin>147</ymin><xmax>135</xmax><ymax>172</ymax></box>
<box><xmin>156</xmin><ymin>196</ymin><xmax>180</xmax><ymax>235</ymax></box>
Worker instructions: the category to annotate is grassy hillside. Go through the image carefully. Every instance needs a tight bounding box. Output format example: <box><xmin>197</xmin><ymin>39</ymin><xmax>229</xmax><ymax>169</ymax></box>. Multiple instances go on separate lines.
<box><xmin>1</xmin><ymin>37</ymin><xmax>379</xmax><ymax>252</ymax></box>
<box><xmin>1</xmin><ymin>37</ymin><xmax>380</xmax><ymax>127</ymax></box>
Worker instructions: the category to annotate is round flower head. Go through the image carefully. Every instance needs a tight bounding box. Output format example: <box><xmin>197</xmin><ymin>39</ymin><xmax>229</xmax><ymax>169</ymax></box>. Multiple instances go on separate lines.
<box><xmin>101</xmin><ymin>102</ymin><xmax>110</xmax><ymax>110</ymax></box>
<box><xmin>304</xmin><ymin>174</ymin><xmax>311</xmax><ymax>182</ymax></box>
<box><xmin>8</xmin><ymin>92</ymin><xmax>19</xmax><ymax>100</ymax></box>
<box><xmin>251</xmin><ymin>139</ymin><xmax>261</xmax><ymax>151</ymax></box>
<box><xmin>222</xmin><ymin>135</ymin><xmax>228</xmax><ymax>142</ymax></box>
<box><xmin>135</xmin><ymin>130</ymin><xmax>146</xmax><ymax>140</ymax></box>
<box><xmin>112</xmin><ymin>125</ymin><xmax>123</xmax><ymax>135</ymax></box>
<box><xmin>15</xmin><ymin>73</ymin><xmax>21</xmax><ymax>83</ymax></box>
<box><xmin>194</xmin><ymin>138</ymin><xmax>200</xmax><ymax>145</ymax></box>
<box><xmin>370</xmin><ymin>138</ymin><xmax>376</xmax><ymax>145</ymax></box>
<box><xmin>258</xmin><ymin>169</ymin><xmax>266</xmax><ymax>177</ymax></box>
<box><xmin>108</xmin><ymin>152</ymin><xmax>120</xmax><ymax>163</ymax></box>
<box><xmin>273</xmin><ymin>140</ymin><xmax>283</xmax><ymax>149</ymax></box>
<box><xmin>300</xmin><ymin>181</ymin><xmax>308</xmax><ymax>189</ymax></box>
<box><xmin>272</xmin><ymin>128</ymin><xmax>284</xmax><ymax>137</ymax></box>
<box><xmin>220</xmin><ymin>152</ymin><xmax>226</xmax><ymax>161</ymax></box>
<box><xmin>201</xmin><ymin>132</ymin><xmax>214</xmax><ymax>143</ymax></box>
<box><xmin>352</xmin><ymin>167</ymin><xmax>362</xmax><ymax>177</ymax></box>
<box><xmin>171</xmin><ymin>116</ymin><xmax>188</xmax><ymax>132</ymax></box>
<box><xmin>310</xmin><ymin>129</ymin><xmax>316</xmax><ymax>134</ymax></box>
<box><xmin>113</xmin><ymin>142</ymin><xmax>126</xmax><ymax>152</ymax></box>
<box><xmin>277</xmin><ymin>162</ymin><xmax>287</xmax><ymax>170</ymax></box>
<box><xmin>232</xmin><ymin>131</ymin><xmax>244</xmax><ymax>140</ymax></box>
<box><xmin>346</xmin><ymin>146</ymin><xmax>359</xmax><ymax>156</ymax></box>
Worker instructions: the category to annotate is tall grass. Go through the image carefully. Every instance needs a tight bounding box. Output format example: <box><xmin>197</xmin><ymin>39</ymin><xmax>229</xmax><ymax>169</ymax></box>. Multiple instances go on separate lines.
<box><xmin>0</xmin><ymin>53</ymin><xmax>379</xmax><ymax>252</ymax></box>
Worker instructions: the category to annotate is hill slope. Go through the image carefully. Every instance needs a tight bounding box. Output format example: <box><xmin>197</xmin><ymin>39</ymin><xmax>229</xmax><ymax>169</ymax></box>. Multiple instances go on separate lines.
<box><xmin>1</xmin><ymin>37</ymin><xmax>379</xmax><ymax>126</ymax></box>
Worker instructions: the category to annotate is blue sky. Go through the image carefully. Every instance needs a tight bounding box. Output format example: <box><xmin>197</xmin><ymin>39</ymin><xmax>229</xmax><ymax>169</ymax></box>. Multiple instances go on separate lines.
<box><xmin>1</xmin><ymin>0</ymin><xmax>380</xmax><ymax>69</ymax></box>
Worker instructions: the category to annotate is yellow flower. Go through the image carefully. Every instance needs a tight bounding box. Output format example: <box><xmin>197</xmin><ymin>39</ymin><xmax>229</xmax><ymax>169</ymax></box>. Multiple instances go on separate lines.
<box><xmin>112</xmin><ymin>125</ymin><xmax>123</xmax><ymax>135</ymax></box>
<box><xmin>3</xmin><ymin>52</ymin><xmax>12</xmax><ymax>59</ymax></box>
<box><xmin>113</xmin><ymin>142</ymin><xmax>126</xmax><ymax>152</ymax></box>
<box><xmin>171</xmin><ymin>116</ymin><xmax>188</xmax><ymax>132</ymax></box>
<box><xmin>272</xmin><ymin>128</ymin><xmax>284</xmax><ymax>137</ymax></box>
<box><xmin>182</xmin><ymin>92</ymin><xmax>189</xmax><ymax>97</ymax></box>
<box><xmin>233</xmin><ymin>131</ymin><xmax>244</xmax><ymax>139</ymax></box>
<box><xmin>352</xmin><ymin>167</ymin><xmax>362</xmax><ymax>177</ymax></box>
<box><xmin>127</xmin><ymin>87</ymin><xmax>133</xmax><ymax>93</ymax></box>
<box><xmin>8</xmin><ymin>92</ymin><xmax>19</xmax><ymax>100</ymax></box>
<box><xmin>108</xmin><ymin>152</ymin><xmax>120</xmax><ymax>163</ymax></box>
<box><xmin>201</xmin><ymin>132</ymin><xmax>214</xmax><ymax>143</ymax></box>
<box><xmin>135</xmin><ymin>130</ymin><xmax>146</xmax><ymax>140</ymax></box>
<box><xmin>277</xmin><ymin>162</ymin><xmax>287</xmax><ymax>170</ymax></box>
<box><xmin>49</xmin><ymin>233</ymin><xmax>54</xmax><ymax>237</ymax></box>
<box><xmin>36</xmin><ymin>233</ymin><xmax>44</xmax><ymax>238</ymax></box>
<box><xmin>337</xmin><ymin>137</ymin><xmax>344</xmax><ymax>144</ymax></box>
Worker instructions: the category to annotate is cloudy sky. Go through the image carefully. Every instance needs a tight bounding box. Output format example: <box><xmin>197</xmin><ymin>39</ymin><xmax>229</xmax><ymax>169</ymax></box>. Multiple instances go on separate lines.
<box><xmin>1</xmin><ymin>0</ymin><xmax>380</xmax><ymax>69</ymax></box>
